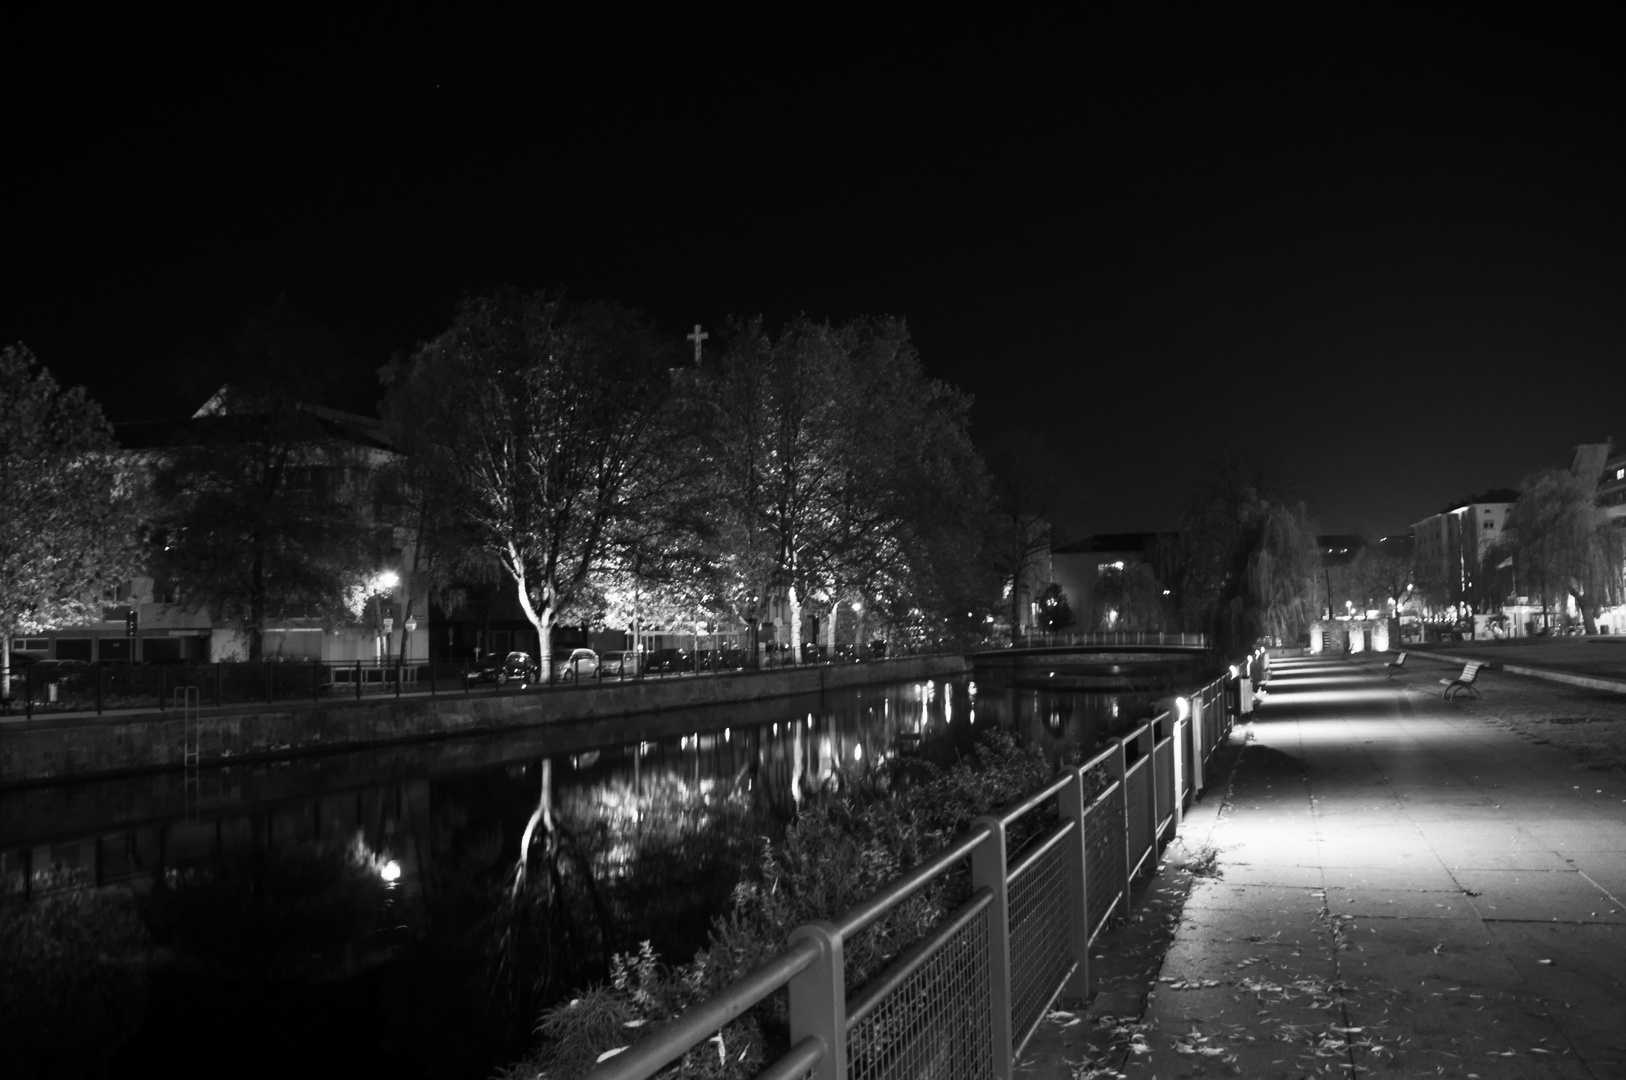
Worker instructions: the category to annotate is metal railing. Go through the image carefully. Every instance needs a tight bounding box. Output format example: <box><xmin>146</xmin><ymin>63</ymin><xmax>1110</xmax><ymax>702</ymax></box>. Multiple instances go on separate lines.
<box><xmin>591</xmin><ymin>647</ymin><xmax>1267</xmax><ymax>1080</ymax></box>
<box><xmin>1004</xmin><ymin>631</ymin><xmax>1209</xmax><ymax>650</ymax></box>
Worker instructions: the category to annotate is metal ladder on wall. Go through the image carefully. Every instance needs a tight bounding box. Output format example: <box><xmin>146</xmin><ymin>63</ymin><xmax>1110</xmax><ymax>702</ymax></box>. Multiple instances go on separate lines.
<box><xmin>178</xmin><ymin>686</ymin><xmax>201</xmax><ymax>820</ymax></box>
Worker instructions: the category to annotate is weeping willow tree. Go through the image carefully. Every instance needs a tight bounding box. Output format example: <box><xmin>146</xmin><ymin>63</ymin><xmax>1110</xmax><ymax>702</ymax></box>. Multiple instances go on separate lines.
<box><xmin>1181</xmin><ymin>463</ymin><xmax>1320</xmax><ymax>654</ymax></box>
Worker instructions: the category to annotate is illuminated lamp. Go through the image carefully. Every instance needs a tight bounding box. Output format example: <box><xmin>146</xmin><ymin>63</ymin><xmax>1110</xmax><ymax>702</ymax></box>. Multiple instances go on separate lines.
<box><xmin>380</xmin><ymin>860</ymin><xmax>402</xmax><ymax>883</ymax></box>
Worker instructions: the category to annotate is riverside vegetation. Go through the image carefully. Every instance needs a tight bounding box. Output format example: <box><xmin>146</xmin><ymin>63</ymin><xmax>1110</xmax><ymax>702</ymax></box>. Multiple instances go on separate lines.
<box><xmin>495</xmin><ymin>732</ymin><xmax>1059</xmax><ymax>1079</ymax></box>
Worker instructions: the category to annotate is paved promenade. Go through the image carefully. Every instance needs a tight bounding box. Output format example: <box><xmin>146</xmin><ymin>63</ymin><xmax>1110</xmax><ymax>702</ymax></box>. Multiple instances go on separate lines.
<box><xmin>1023</xmin><ymin>654</ymin><xmax>1626</xmax><ymax>1078</ymax></box>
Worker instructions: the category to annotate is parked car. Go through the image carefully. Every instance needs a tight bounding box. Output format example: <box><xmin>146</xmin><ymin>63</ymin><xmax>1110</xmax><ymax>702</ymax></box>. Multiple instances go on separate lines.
<box><xmin>464</xmin><ymin>651</ymin><xmax>539</xmax><ymax>688</ymax></box>
<box><xmin>645</xmin><ymin>648</ymin><xmax>694</xmax><ymax>674</ymax></box>
<box><xmin>597</xmin><ymin>650</ymin><xmax>640</xmax><ymax>678</ymax></box>
<box><xmin>6</xmin><ymin>657</ymin><xmax>93</xmax><ymax>698</ymax></box>
<box><xmin>555</xmin><ymin>648</ymin><xmax>599</xmax><ymax>681</ymax></box>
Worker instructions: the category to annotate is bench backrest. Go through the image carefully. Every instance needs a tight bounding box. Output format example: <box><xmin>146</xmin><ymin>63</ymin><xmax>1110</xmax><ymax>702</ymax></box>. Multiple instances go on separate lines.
<box><xmin>1460</xmin><ymin>662</ymin><xmax>1481</xmax><ymax>682</ymax></box>
<box><xmin>1395</xmin><ymin>652</ymin><xmax>1408</xmax><ymax>664</ymax></box>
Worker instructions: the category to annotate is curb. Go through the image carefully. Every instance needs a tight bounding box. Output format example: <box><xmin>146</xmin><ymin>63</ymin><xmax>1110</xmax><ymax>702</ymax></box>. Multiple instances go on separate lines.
<box><xmin>1402</xmin><ymin>647</ymin><xmax>1626</xmax><ymax>696</ymax></box>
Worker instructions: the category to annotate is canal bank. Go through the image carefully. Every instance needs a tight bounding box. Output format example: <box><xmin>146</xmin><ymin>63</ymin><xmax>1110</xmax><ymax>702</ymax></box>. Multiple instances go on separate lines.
<box><xmin>0</xmin><ymin>654</ymin><xmax>969</xmax><ymax>788</ymax></box>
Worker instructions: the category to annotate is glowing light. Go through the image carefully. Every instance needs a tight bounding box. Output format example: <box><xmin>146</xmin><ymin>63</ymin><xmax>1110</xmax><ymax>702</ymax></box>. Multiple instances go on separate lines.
<box><xmin>725</xmin><ymin>727</ymin><xmax>731</xmax><ymax>741</ymax></box>
<box><xmin>1175</xmin><ymin>697</ymin><xmax>1190</xmax><ymax>720</ymax></box>
<box><xmin>380</xmin><ymin>860</ymin><xmax>402</xmax><ymax>883</ymax></box>
<box><xmin>852</xmin><ymin>743</ymin><xmax>863</xmax><ymax>762</ymax></box>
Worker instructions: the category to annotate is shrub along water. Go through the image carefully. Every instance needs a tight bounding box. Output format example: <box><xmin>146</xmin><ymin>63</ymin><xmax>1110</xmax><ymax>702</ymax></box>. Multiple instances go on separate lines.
<box><xmin>496</xmin><ymin>731</ymin><xmax>1059</xmax><ymax>1078</ymax></box>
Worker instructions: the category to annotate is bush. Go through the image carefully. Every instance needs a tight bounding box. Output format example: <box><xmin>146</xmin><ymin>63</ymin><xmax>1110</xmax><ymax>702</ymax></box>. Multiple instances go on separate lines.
<box><xmin>509</xmin><ymin>731</ymin><xmax>1056</xmax><ymax>1078</ymax></box>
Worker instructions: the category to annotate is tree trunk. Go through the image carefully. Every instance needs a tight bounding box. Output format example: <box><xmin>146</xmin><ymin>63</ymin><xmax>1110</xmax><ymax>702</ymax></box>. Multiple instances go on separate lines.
<box><xmin>826</xmin><ymin>597</ymin><xmax>840</xmax><ymax>652</ymax></box>
<box><xmin>788</xmin><ymin>584</ymin><xmax>802</xmax><ymax>659</ymax></box>
<box><xmin>1572</xmin><ymin>586</ymin><xmax>1598</xmax><ymax>635</ymax></box>
<box><xmin>504</xmin><ymin>545</ymin><xmax>554</xmax><ymax>671</ymax></box>
<box><xmin>248</xmin><ymin>543</ymin><xmax>266</xmax><ymax>661</ymax></box>
<box><xmin>513</xmin><ymin>758</ymin><xmax>554</xmax><ymax>899</ymax></box>
<box><xmin>0</xmin><ymin>626</ymin><xmax>11</xmax><ymax>703</ymax></box>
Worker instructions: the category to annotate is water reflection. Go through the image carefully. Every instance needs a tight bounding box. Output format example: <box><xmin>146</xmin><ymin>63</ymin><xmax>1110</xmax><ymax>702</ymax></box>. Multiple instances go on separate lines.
<box><xmin>0</xmin><ymin>674</ymin><xmax>1171</xmax><ymax>1078</ymax></box>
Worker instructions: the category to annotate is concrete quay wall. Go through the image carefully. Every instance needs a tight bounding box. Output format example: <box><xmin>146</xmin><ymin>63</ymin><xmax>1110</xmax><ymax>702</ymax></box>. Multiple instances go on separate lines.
<box><xmin>0</xmin><ymin>654</ymin><xmax>970</xmax><ymax>789</ymax></box>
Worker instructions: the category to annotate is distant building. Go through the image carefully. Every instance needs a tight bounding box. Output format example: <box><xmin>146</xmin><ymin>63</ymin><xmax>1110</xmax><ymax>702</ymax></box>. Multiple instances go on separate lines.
<box><xmin>1590</xmin><ymin>442</ymin><xmax>1626</xmax><ymax>524</ymax></box>
<box><xmin>8</xmin><ymin>393</ymin><xmax>430</xmax><ymax>668</ymax></box>
<box><xmin>1052</xmin><ymin>533</ymin><xmax>1180</xmax><ymax>630</ymax></box>
<box><xmin>1411</xmin><ymin>488</ymin><xmax>1519</xmax><ymax>612</ymax></box>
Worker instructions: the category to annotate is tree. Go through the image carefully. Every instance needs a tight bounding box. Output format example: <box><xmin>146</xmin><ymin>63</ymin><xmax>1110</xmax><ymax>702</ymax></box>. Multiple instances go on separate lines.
<box><xmin>983</xmin><ymin>431</ymin><xmax>1069</xmax><ymax>640</ymax></box>
<box><xmin>700</xmin><ymin>315</ymin><xmax>988</xmax><ymax>654</ymax></box>
<box><xmin>1501</xmin><ymin>468</ymin><xmax>1625</xmax><ymax>633</ymax></box>
<box><xmin>149</xmin><ymin>305</ymin><xmax>375</xmax><ymax>659</ymax></box>
<box><xmin>0</xmin><ymin>345</ymin><xmax>145</xmax><ymax>700</ymax></box>
<box><xmin>384</xmin><ymin>290</ymin><xmax>678</xmax><ymax>671</ymax></box>
<box><xmin>1179</xmin><ymin>460</ymin><xmax>1319</xmax><ymax>651</ymax></box>
<box><xmin>1091</xmin><ymin>562</ymin><xmax>1166</xmax><ymax>631</ymax></box>
<box><xmin>1034</xmin><ymin>582</ymin><xmax>1076</xmax><ymax>631</ymax></box>
<box><xmin>1350</xmin><ymin>537</ymin><xmax>1415</xmax><ymax>637</ymax></box>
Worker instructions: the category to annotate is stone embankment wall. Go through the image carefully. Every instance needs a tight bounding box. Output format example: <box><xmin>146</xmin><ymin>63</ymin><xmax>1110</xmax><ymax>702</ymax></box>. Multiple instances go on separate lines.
<box><xmin>0</xmin><ymin>655</ymin><xmax>970</xmax><ymax>788</ymax></box>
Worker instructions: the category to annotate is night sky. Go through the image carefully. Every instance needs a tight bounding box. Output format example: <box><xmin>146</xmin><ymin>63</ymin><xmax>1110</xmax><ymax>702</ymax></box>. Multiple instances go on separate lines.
<box><xmin>5</xmin><ymin>11</ymin><xmax>1622</xmax><ymax>541</ymax></box>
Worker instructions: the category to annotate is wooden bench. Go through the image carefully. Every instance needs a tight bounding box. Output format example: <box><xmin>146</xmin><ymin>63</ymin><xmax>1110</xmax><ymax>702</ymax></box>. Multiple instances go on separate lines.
<box><xmin>1385</xmin><ymin>652</ymin><xmax>1408</xmax><ymax>678</ymax></box>
<box><xmin>1440</xmin><ymin>662</ymin><xmax>1483</xmax><ymax>700</ymax></box>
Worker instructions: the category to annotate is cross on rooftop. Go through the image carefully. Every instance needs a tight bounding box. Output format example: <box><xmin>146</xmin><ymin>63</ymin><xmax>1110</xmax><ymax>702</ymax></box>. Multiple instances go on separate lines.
<box><xmin>687</xmin><ymin>324</ymin><xmax>708</xmax><ymax>365</ymax></box>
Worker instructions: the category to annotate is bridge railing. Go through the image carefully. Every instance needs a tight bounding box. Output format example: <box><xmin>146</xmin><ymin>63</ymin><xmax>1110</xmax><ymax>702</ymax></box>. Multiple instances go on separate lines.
<box><xmin>1006</xmin><ymin>630</ymin><xmax>1208</xmax><ymax>649</ymax></box>
<box><xmin>589</xmin><ymin>647</ymin><xmax>1266</xmax><ymax>1080</ymax></box>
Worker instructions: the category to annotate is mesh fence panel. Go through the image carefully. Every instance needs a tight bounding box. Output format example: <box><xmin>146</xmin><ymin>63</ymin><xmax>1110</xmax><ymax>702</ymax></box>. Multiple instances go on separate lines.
<box><xmin>1153</xmin><ymin>737</ymin><xmax>1175</xmax><ymax>833</ymax></box>
<box><xmin>1083</xmin><ymin>783</ymin><xmax>1124</xmax><ymax>938</ymax></box>
<box><xmin>1124</xmin><ymin>760</ymin><xmax>1152</xmax><ymax>876</ymax></box>
<box><xmin>1008</xmin><ymin>833</ymin><xmax>1074</xmax><ymax>1048</ymax></box>
<box><xmin>847</xmin><ymin>906</ymin><xmax>994</xmax><ymax>1080</ymax></box>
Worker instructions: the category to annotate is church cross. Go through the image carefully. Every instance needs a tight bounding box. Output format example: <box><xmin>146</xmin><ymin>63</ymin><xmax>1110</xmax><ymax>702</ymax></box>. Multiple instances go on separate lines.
<box><xmin>687</xmin><ymin>323</ymin><xmax>709</xmax><ymax>365</ymax></box>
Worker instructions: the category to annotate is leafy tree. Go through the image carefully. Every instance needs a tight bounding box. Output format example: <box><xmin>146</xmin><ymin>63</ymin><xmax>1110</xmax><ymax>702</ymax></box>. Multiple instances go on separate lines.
<box><xmin>982</xmin><ymin>432</ymin><xmax>1068</xmax><ymax>640</ymax></box>
<box><xmin>1034</xmin><ymin>582</ymin><xmax>1076</xmax><ymax>631</ymax></box>
<box><xmin>1350</xmin><ymin>540</ymin><xmax>1413</xmax><ymax>614</ymax></box>
<box><xmin>1179</xmin><ymin>460</ymin><xmax>1319</xmax><ymax>651</ymax></box>
<box><xmin>385</xmin><ymin>290</ymin><xmax>679</xmax><ymax>670</ymax></box>
<box><xmin>699</xmin><ymin>315</ymin><xmax>987</xmax><ymax>654</ymax></box>
<box><xmin>1091</xmin><ymin>562</ymin><xmax>1165</xmax><ymax>631</ymax></box>
<box><xmin>1501</xmin><ymin>468</ymin><xmax>1625</xmax><ymax>633</ymax></box>
<box><xmin>149</xmin><ymin>305</ymin><xmax>375</xmax><ymax>659</ymax></box>
<box><xmin>0</xmin><ymin>345</ymin><xmax>145</xmax><ymax>700</ymax></box>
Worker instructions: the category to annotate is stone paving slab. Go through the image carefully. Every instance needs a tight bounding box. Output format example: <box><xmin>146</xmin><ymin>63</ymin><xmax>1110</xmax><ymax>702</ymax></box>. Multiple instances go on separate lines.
<box><xmin>1457</xmin><ymin>868</ymin><xmax>1626</xmax><ymax>923</ymax></box>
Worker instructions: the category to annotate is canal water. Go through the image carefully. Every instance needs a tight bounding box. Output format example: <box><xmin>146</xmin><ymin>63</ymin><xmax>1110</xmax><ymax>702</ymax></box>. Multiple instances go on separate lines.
<box><xmin>0</xmin><ymin>671</ymin><xmax>1184</xmax><ymax>1079</ymax></box>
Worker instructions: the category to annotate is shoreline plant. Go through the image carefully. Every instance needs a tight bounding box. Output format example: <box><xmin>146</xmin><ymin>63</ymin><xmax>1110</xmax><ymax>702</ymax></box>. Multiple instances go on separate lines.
<box><xmin>496</xmin><ymin>731</ymin><xmax>1059</xmax><ymax>1079</ymax></box>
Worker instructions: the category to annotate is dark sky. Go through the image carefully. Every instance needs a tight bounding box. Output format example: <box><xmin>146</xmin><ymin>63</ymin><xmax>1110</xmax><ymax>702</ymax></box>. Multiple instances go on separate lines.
<box><xmin>4</xmin><ymin>10</ymin><xmax>1623</xmax><ymax>541</ymax></box>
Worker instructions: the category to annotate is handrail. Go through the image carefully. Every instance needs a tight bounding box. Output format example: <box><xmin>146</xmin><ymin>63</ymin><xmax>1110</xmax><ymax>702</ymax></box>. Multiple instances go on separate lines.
<box><xmin>996</xmin><ymin>771</ymin><xmax>1073</xmax><ymax>828</ymax></box>
<box><xmin>831</xmin><ymin>821</ymin><xmax>995</xmax><ymax>941</ymax></box>
<box><xmin>756</xmin><ymin>1037</ymin><xmax>826</xmax><ymax>1080</ymax></box>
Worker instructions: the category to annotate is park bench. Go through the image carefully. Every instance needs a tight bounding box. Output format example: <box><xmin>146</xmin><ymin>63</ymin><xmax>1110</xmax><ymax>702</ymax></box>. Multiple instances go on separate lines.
<box><xmin>1385</xmin><ymin>652</ymin><xmax>1408</xmax><ymax>678</ymax></box>
<box><xmin>1440</xmin><ymin>661</ymin><xmax>1483</xmax><ymax>700</ymax></box>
